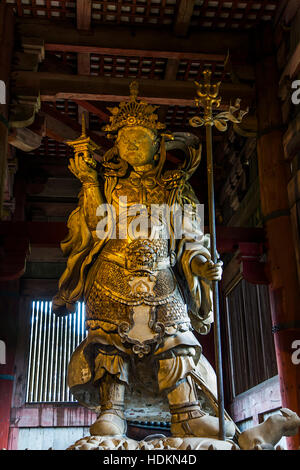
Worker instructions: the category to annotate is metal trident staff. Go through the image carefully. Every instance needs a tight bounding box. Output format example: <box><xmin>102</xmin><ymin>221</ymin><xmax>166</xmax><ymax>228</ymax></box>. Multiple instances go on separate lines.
<box><xmin>189</xmin><ymin>69</ymin><xmax>248</xmax><ymax>441</ymax></box>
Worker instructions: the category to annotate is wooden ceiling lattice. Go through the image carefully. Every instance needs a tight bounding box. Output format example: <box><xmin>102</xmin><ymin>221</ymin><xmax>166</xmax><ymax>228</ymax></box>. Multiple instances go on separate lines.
<box><xmin>176</xmin><ymin>59</ymin><xmax>230</xmax><ymax>82</ymax></box>
<box><xmin>191</xmin><ymin>0</ymin><xmax>278</xmax><ymax>29</ymax></box>
<box><xmin>88</xmin><ymin>55</ymin><xmax>231</xmax><ymax>81</ymax></box>
<box><xmin>2</xmin><ymin>0</ymin><xmax>76</xmax><ymax>18</ymax></box>
<box><xmin>89</xmin><ymin>54</ymin><xmax>167</xmax><ymax>79</ymax></box>
<box><xmin>9</xmin><ymin>0</ymin><xmax>278</xmax><ymax>161</ymax></box>
<box><xmin>49</xmin><ymin>99</ymin><xmax>78</xmax><ymax>120</ymax></box>
<box><xmin>47</xmin><ymin>51</ymin><xmax>77</xmax><ymax>72</ymax></box>
<box><xmin>46</xmin><ymin>50</ymin><xmax>231</xmax><ymax>82</ymax></box>
<box><xmin>1</xmin><ymin>0</ymin><xmax>178</xmax><ymax>23</ymax></box>
<box><xmin>1</xmin><ymin>0</ymin><xmax>278</xmax><ymax>29</ymax></box>
<box><xmin>91</xmin><ymin>0</ymin><xmax>177</xmax><ymax>25</ymax></box>
<box><xmin>89</xmin><ymin>111</ymin><xmax>105</xmax><ymax>130</ymax></box>
<box><xmin>164</xmin><ymin>105</ymin><xmax>195</xmax><ymax>129</ymax></box>
<box><xmin>30</xmin><ymin>137</ymin><xmax>72</xmax><ymax>158</ymax></box>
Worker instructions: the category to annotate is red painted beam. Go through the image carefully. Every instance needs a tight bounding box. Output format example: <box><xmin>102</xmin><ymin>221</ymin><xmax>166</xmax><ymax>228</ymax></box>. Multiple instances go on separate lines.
<box><xmin>216</xmin><ymin>226</ymin><xmax>265</xmax><ymax>253</ymax></box>
<box><xmin>237</xmin><ymin>242</ymin><xmax>268</xmax><ymax>284</ymax></box>
<box><xmin>73</xmin><ymin>100</ymin><xmax>109</xmax><ymax>122</ymax></box>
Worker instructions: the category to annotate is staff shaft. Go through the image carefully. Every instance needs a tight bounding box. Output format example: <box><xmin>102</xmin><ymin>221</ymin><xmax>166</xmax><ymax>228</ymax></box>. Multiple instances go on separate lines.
<box><xmin>205</xmin><ymin>123</ymin><xmax>225</xmax><ymax>441</ymax></box>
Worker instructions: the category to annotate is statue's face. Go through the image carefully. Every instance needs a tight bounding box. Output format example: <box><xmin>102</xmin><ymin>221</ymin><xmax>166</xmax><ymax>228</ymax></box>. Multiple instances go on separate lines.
<box><xmin>116</xmin><ymin>126</ymin><xmax>158</xmax><ymax>167</ymax></box>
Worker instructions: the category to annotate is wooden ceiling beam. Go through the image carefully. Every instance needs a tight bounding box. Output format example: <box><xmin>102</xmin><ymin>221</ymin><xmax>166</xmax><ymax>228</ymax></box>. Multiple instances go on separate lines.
<box><xmin>17</xmin><ymin>18</ymin><xmax>251</xmax><ymax>59</ymax></box>
<box><xmin>77</xmin><ymin>53</ymin><xmax>91</xmax><ymax>75</ymax></box>
<box><xmin>174</xmin><ymin>0</ymin><xmax>196</xmax><ymax>37</ymax></box>
<box><xmin>158</xmin><ymin>58</ymin><xmax>180</xmax><ymax>122</ymax></box>
<box><xmin>76</xmin><ymin>0</ymin><xmax>92</xmax><ymax>31</ymax></box>
<box><xmin>164</xmin><ymin>59</ymin><xmax>180</xmax><ymax>80</ymax></box>
<box><xmin>12</xmin><ymin>71</ymin><xmax>254</xmax><ymax>109</ymax></box>
<box><xmin>76</xmin><ymin>0</ymin><xmax>91</xmax><ymax>77</ymax></box>
<box><xmin>46</xmin><ymin>43</ymin><xmax>226</xmax><ymax>62</ymax></box>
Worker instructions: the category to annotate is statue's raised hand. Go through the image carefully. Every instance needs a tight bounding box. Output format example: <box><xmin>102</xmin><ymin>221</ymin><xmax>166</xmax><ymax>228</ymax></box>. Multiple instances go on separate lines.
<box><xmin>68</xmin><ymin>152</ymin><xmax>98</xmax><ymax>184</ymax></box>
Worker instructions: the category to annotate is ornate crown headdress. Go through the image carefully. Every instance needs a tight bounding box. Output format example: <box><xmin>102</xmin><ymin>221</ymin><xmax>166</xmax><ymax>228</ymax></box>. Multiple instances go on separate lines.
<box><xmin>102</xmin><ymin>81</ymin><xmax>166</xmax><ymax>136</ymax></box>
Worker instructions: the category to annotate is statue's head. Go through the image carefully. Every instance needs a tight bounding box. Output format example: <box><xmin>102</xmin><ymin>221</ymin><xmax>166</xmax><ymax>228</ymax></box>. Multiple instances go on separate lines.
<box><xmin>103</xmin><ymin>82</ymin><xmax>165</xmax><ymax>169</ymax></box>
<box><xmin>116</xmin><ymin>125</ymin><xmax>159</xmax><ymax>168</ymax></box>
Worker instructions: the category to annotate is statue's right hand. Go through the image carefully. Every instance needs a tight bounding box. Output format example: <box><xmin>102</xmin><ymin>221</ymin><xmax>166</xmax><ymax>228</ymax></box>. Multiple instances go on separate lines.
<box><xmin>68</xmin><ymin>153</ymin><xmax>98</xmax><ymax>184</ymax></box>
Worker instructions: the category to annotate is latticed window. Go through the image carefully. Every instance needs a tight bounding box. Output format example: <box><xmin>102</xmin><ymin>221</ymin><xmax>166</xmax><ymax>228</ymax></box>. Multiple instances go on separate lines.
<box><xmin>225</xmin><ymin>279</ymin><xmax>278</xmax><ymax>397</ymax></box>
<box><xmin>26</xmin><ymin>300</ymin><xmax>86</xmax><ymax>403</ymax></box>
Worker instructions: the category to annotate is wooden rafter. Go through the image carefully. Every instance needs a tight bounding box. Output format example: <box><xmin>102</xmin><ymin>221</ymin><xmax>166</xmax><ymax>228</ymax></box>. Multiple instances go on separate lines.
<box><xmin>77</xmin><ymin>53</ymin><xmax>90</xmax><ymax>75</ymax></box>
<box><xmin>13</xmin><ymin>72</ymin><xmax>254</xmax><ymax>109</ymax></box>
<box><xmin>76</xmin><ymin>0</ymin><xmax>92</xmax><ymax>31</ymax></box>
<box><xmin>158</xmin><ymin>58</ymin><xmax>180</xmax><ymax>122</ymax></box>
<box><xmin>164</xmin><ymin>59</ymin><xmax>180</xmax><ymax>81</ymax></box>
<box><xmin>73</xmin><ymin>100</ymin><xmax>109</xmax><ymax>122</ymax></box>
<box><xmin>45</xmin><ymin>44</ymin><xmax>226</xmax><ymax>63</ymax></box>
<box><xmin>76</xmin><ymin>0</ymin><xmax>91</xmax><ymax>78</ymax></box>
<box><xmin>17</xmin><ymin>19</ymin><xmax>251</xmax><ymax>59</ymax></box>
<box><xmin>174</xmin><ymin>0</ymin><xmax>196</xmax><ymax>37</ymax></box>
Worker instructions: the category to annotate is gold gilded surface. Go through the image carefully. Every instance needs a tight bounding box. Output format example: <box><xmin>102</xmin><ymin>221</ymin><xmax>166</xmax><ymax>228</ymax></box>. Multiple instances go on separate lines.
<box><xmin>53</xmin><ymin>82</ymin><xmax>230</xmax><ymax>438</ymax></box>
<box><xmin>103</xmin><ymin>81</ymin><xmax>166</xmax><ymax>135</ymax></box>
<box><xmin>189</xmin><ymin>70</ymin><xmax>248</xmax><ymax>131</ymax></box>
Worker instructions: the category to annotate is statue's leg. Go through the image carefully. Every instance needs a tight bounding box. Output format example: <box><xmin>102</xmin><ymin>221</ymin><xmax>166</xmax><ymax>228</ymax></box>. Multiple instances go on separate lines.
<box><xmin>157</xmin><ymin>347</ymin><xmax>235</xmax><ymax>439</ymax></box>
<box><xmin>90</xmin><ymin>373</ymin><xmax>127</xmax><ymax>436</ymax></box>
<box><xmin>90</xmin><ymin>347</ymin><xmax>129</xmax><ymax>437</ymax></box>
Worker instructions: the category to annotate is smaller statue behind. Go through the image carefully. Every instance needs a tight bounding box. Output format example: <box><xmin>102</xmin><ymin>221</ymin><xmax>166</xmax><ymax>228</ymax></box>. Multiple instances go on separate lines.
<box><xmin>238</xmin><ymin>408</ymin><xmax>300</xmax><ymax>450</ymax></box>
<box><xmin>53</xmin><ymin>82</ymin><xmax>236</xmax><ymax>441</ymax></box>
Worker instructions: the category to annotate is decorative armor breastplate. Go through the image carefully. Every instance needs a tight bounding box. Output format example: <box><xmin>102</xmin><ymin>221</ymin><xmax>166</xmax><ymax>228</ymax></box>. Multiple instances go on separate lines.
<box><xmin>85</xmin><ymin>179</ymin><xmax>191</xmax><ymax>357</ymax></box>
<box><xmin>86</xmin><ymin>257</ymin><xmax>190</xmax><ymax>357</ymax></box>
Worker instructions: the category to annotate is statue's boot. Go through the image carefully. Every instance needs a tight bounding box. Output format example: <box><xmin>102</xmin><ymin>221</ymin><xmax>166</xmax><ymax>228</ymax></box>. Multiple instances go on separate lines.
<box><xmin>168</xmin><ymin>377</ymin><xmax>235</xmax><ymax>439</ymax></box>
<box><xmin>90</xmin><ymin>375</ymin><xmax>127</xmax><ymax>436</ymax></box>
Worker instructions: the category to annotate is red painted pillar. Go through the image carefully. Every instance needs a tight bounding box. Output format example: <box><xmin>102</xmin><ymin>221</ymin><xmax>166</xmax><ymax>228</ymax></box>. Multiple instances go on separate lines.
<box><xmin>0</xmin><ymin>281</ymin><xmax>20</xmax><ymax>449</ymax></box>
<box><xmin>255</xmin><ymin>25</ymin><xmax>300</xmax><ymax>449</ymax></box>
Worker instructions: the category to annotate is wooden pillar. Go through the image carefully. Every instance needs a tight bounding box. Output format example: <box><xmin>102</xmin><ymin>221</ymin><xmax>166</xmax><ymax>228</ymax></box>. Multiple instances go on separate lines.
<box><xmin>0</xmin><ymin>6</ymin><xmax>17</xmax><ymax>448</ymax></box>
<box><xmin>0</xmin><ymin>5</ymin><xmax>14</xmax><ymax>219</ymax></box>
<box><xmin>255</xmin><ymin>25</ymin><xmax>300</xmax><ymax>449</ymax></box>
